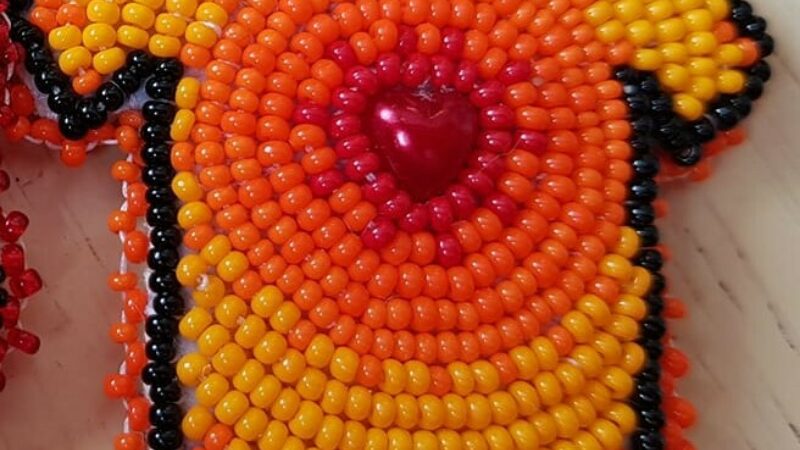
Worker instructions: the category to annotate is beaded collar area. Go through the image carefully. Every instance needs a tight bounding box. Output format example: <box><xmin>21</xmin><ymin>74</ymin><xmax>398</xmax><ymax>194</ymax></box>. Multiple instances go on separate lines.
<box><xmin>0</xmin><ymin>0</ymin><xmax>773</xmax><ymax>448</ymax></box>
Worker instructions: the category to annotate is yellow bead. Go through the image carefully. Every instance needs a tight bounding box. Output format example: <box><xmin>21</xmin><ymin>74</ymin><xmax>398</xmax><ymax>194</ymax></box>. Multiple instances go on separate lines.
<box><xmin>714</xmin><ymin>43</ymin><xmax>744</xmax><ymax>66</ymax></box>
<box><xmin>605</xmin><ymin>314</ymin><xmax>639</xmax><ymax>341</ymax></box>
<box><xmin>380</xmin><ymin>359</ymin><xmax>407</xmax><ymax>395</ymax></box>
<box><xmin>254</xmin><ymin>331</ymin><xmax>287</xmax><ymax>364</ymax></box>
<box><xmin>340</xmin><ymin>421</ymin><xmax>368</xmax><ymax>450</ymax></box>
<box><xmin>196</xmin><ymin>373</ymin><xmax>229</xmax><ymax>407</ymax></box>
<box><xmin>508</xmin><ymin>420</ymin><xmax>539</xmax><ymax>450</ymax></box>
<box><xmin>555</xmin><ymin>363</ymin><xmax>586</xmax><ymax>396</ymax></box>
<box><xmin>687</xmin><ymin>76</ymin><xmax>716</xmax><ymax>101</ymax></box>
<box><xmin>620</xmin><ymin>342</ymin><xmax>646</xmax><ymax>374</ymax></box>
<box><xmin>315</xmin><ymin>415</ymin><xmax>345</xmax><ymax>450</ymax></box>
<box><xmin>394</xmin><ymin>393</ymin><xmax>419</xmax><ymax>429</ymax></box>
<box><xmin>659</xmin><ymin>42</ymin><xmax>690</xmax><ymax>63</ymax></box>
<box><xmin>487</xmin><ymin>391</ymin><xmax>517</xmax><ymax>425</ymax></box>
<box><xmin>484</xmin><ymin>425</ymin><xmax>513</xmax><ymax>450</ymax></box>
<box><xmin>58</xmin><ymin>46</ymin><xmax>92</xmax><ymax>75</ymax></box>
<box><xmin>86</xmin><ymin>0</ymin><xmax>120</xmax><ymax>23</ymax></box>
<box><xmin>122</xmin><ymin>3</ymin><xmax>155</xmax><ymax>28</ymax></box>
<box><xmin>233</xmin><ymin>359</ymin><xmax>265</xmax><ymax>393</ymax></box>
<box><xmin>613</xmin><ymin>294</ymin><xmax>648</xmax><ymax>320</ymax></box>
<box><xmin>613</xmin><ymin>0</ymin><xmax>643</xmax><ymax>23</ymax></box>
<box><xmin>549</xmin><ymin>404</ymin><xmax>580</xmax><ymax>438</ymax></box>
<box><xmin>344</xmin><ymin>386</ymin><xmax>372</xmax><ymax>422</ymax></box>
<box><xmin>603</xmin><ymin>402</ymin><xmax>637</xmax><ymax>434</ymax></box>
<box><xmin>199</xmin><ymin>235</ymin><xmax>231</xmax><ymax>266</ymax></box>
<box><xmin>465</xmin><ymin>394</ymin><xmax>492</xmax><ymax>430</ymax></box>
<box><xmin>717</xmin><ymin>69</ymin><xmax>746</xmax><ymax>94</ymax></box>
<box><xmin>177</xmin><ymin>254</ymin><xmax>208</xmax><ymax>287</ymax></box>
<box><xmin>193</xmin><ymin>275</ymin><xmax>225</xmax><ymax>308</ymax></box>
<box><xmin>442</xmin><ymin>394</ymin><xmax>468</xmax><ymax>429</ymax></box>
<box><xmin>685</xmin><ymin>31</ymin><xmax>718</xmax><ymax>56</ymax></box>
<box><xmin>185</xmin><ymin>21</ymin><xmax>218</xmax><ymax>48</ymax></box>
<box><xmin>305</xmin><ymin>334</ymin><xmax>334</xmax><ymax>368</ymax></box>
<box><xmin>531</xmin><ymin>411</ymin><xmax>558</xmax><ymax>445</ymax></box>
<box><xmin>447</xmin><ymin>362</ymin><xmax>475</xmax><ymax>396</ymax></box>
<box><xmin>584</xmin><ymin>380</ymin><xmax>612</xmax><ymax>412</ymax></box>
<box><xmin>330</xmin><ymin>347</ymin><xmax>359</xmax><ymax>383</ymax></box>
<box><xmin>508</xmin><ymin>346</ymin><xmax>539</xmax><ymax>380</ymax></box>
<box><xmin>614</xmin><ymin>227</ymin><xmax>640</xmax><ymax>258</ymax></box>
<box><xmin>631</xmin><ymin>48</ymin><xmax>664</xmax><ymax>71</ymax></box>
<box><xmin>417</xmin><ymin>394</ymin><xmax>445</xmax><ymax>430</ymax></box>
<box><xmin>551</xmin><ymin>440</ymin><xmax>579</xmax><ymax>450</ymax></box>
<box><xmin>435</xmin><ymin>429</ymin><xmax>461</xmax><ymax>450</ymax></box>
<box><xmin>706</xmin><ymin>0</ymin><xmax>729</xmax><ymax>20</ymax></box>
<box><xmin>645</xmin><ymin>0</ymin><xmax>673</xmax><ymax>21</ymax></box>
<box><xmin>197</xmin><ymin>324</ymin><xmax>231</xmax><ymax>356</ymax></box>
<box><xmin>49</xmin><ymin>25</ymin><xmax>82</xmax><ymax>50</ymax></box>
<box><xmin>576</xmin><ymin>294</ymin><xmax>611</xmax><ymax>327</ymax></box>
<box><xmin>372</xmin><ymin>401</ymin><xmax>401</xmax><ymax>436</ymax></box>
<box><xmin>583</xmin><ymin>1</ymin><xmax>613</xmax><ymax>27</ymax></box>
<box><xmin>274</xmin><ymin>348</ymin><xmax>307</xmax><ymax>383</ymax></box>
<box><xmin>387</xmin><ymin>428</ymin><xmax>413</xmax><ymax>450</ymax></box>
<box><xmin>674</xmin><ymin>0</ymin><xmax>703</xmax><ymax>12</ymax></box>
<box><xmin>182</xmin><ymin>406</ymin><xmax>215</xmax><ymax>441</ymax></box>
<box><xmin>321</xmin><ymin>380</ymin><xmax>348</xmax><ymax>415</ymax></box>
<box><xmin>533</xmin><ymin>372</ymin><xmax>563</xmax><ymax>407</ymax></box>
<box><xmin>176</xmin><ymin>352</ymin><xmax>210</xmax><ymax>386</ymax></box>
<box><xmin>656</xmin><ymin>18</ymin><xmax>686</xmax><ymax>43</ymax></box>
<box><xmin>461</xmin><ymin>430</ymin><xmax>488</xmax><ymax>450</ymax></box>
<box><xmin>570</xmin><ymin>345</ymin><xmax>603</xmax><ymax>378</ymax></box>
<box><xmin>93</xmin><ymin>45</ymin><xmax>126</xmax><ymax>73</ymax></box>
<box><xmin>83</xmin><ymin>23</ymin><xmax>117</xmax><ymax>51</ymax></box>
<box><xmin>688</xmin><ymin>56</ymin><xmax>718</xmax><ymax>75</ymax></box>
<box><xmin>235</xmin><ymin>407</ymin><xmax>269</xmax><ymax>441</ymax></box>
<box><xmin>658</xmin><ymin>63</ymin><xmax>691</xmax><ymax>91</ymax></box>
<box><xmin>252</xmin><ymin>285</ymin><xmax>284</xmax><ymax>318</ymax></box>
<box><xmin>249</xmin><ymin>374</ymin><xmax>281</xmax><ymax>409</ymax></box>
<box><xmin>507</xmin><ymin>381</ymin><xmax>540</xmax><ymax>416</ymax></box>
<box><xmin>227</xmin><ymin>438</ymin><xmax>250</xmax><ymax>450</ymax></box>
<box><xmin>596</xmin><ymin>20</ymin><xmax>625</xmax><ymax>44</ymax></box>
<box><xmin>171</xmin><ymin>109</ymin><xmax>195</xmax><ymax>142</ymax></box>
<box><xmin>598</xmin><ymin>254</ymin><xmax>633</xmax><ymax>280</ymax></box>
<box><xmin>567</xmin><ymin>396</ymin><xmax>597</xmax><ymax>427</ymax></box>
<box><xmin>296</xmin><ymin>368</ymin><xmax>327</xmax><ymax>400</ymax></box>
<box><xmin>118</xmin><ymin>25</ymin><xmax>151</xmax><ymax>49</ymax></box>
<box><xmin>626</xmin><ymin>20</ymin><xmax>655</xmax><ymax>46</ymax></box>
<box><xmin>215</xmin><ymin>390</ymin><xmax>250</xmax><ymax>425</ymax></box>
<box><xmin>234</xmin><ymin>314</ymin><xmax>267</xmax><ymax>349</ymax></box>
<box><xmin>591</xmin><ymin>332</ymin><xmax>622</xmax><ymax>365</ymax></box>
<box><xmin>177</xmin><ymin>201</ymin><xmax>213</xmax><ymax>229</ymax></box>
<box><xmin>212</xmin><ymin>342</ymin><xmax>247</xmax><ymax>376</ymax></box>
<box><xmin>166</xmin><ymin>0</ymin><xmax>197</xmax><ymax>16</ymax></box>
<box><xmin>269</xmin><ymin>301</ymin><xmax>301</xmax><ymax>333</ymax></box>
<box><xmin>270</xmin><ymin>388</ymin><xmax>301</xmax><ymax>421</ymax></box>
<box><xmin>405</xmin><ymin>360</ymin><xmax>431</xmax><ymax>395</ymax></box>
<box><xmin>623</xmin><ymin>267</ymin><xmax>652</xmax><ymax>297</ymax></box>
<box><xmin>470</xmin><ymin>360</ymin><xmax>500</xmax><ymax>394</ymax></box>
<box><xmin>217</xmin><ymin>251</ymin><xmax>249</xmax><ymax>283</ymax></box>
<box><xmin>179</xmin><ymin>306</ymin><xmax>213</xmax><ymax>340</ymax></box>
<box><xmin>155</xmin><ymin>13</ymin><xmax>188</xmax><ymax>37</ymax></box>
<box><xmin>673</xmin><ymin>93</ymin><xmax>705</xmax><ymax>120</ymax></box>
<box><xmin>134</xmin><ymin>0</ymin><xmax>163</xmax><ymax>8</ymax></box>
<box><xmin>413</xmin><ymin>430</ymin><xmax>438</xmax><ymax>450</ymax></box>
<box><xmin>601</xmin><ymin>367</ymin><xmax>633</xmax><ymax>399</ymax></box>
<box><xmin>531</xmin><ymin>336</ymin><xmax>559</xmax><ymax>370</ymax></box>
<box><xmin>171</xmin><ymin>171</ymin><xmax>202</xmax><ymax>202</ymax></box>
<box><xmin>149</xmin><ymin>34</ymin><xmax>181</xmax><ymax>57</ymax></box>
<box><xmin>589</xmin><ymin>419</ymin><xmax>623</xmax><ymax>450</ymax></box>
<box><xmin>195</xmin><ymin>1</ymin><xmax>228</xmax><ymax>25</ymax></box>
<box><xmin>282</xmin><ymin>437</ymin><xmax>304</xmax><ymax>450</ymax></box>
<box><xmin>258</xmin><ymin>420</ymin><xmax>289</xmax><ymax>450</ymax></box>
<box><xmin>176</xmin><ymin>77</ymin><xmax>200</xmax><ymax>109</ymax></box>
<box><xmin>683</xmin><ymin>9</ymin><xmax>713</xmax><ymax>31</ymax></box>
<box><xmin>290</xmin><ymin>400</ymin><xmax>325</xmax><ymax>440</ymax></box>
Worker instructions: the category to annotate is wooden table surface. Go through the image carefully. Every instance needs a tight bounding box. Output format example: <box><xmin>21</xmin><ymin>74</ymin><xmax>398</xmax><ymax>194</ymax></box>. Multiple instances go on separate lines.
<box><xmin>0</xmin><ymin>6</ymin><xmax>798</xmax><ymax>450</ymax></box>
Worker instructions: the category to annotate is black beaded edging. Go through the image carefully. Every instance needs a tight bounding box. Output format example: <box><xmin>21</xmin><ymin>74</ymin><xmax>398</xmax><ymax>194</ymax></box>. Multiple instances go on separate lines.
<box><xmin>139</xmin><ymin>58</ymin><xmax>186</xmax><ymax>450</ymax></box>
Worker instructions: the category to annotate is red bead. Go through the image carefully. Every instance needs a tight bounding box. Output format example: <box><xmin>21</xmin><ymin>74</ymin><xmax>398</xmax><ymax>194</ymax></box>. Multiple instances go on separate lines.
<box><xmin>1</xmin><ymin>243</ymin><xmax>25</xmax><ymax>276</ymax></box>
<box><xmin>515</xmin><ymin>130</ymin><xmax>549</xmax><ymax>154</ymax></box>
<box><xmin>397</xmin><ymin>25</ymin><xmax>417</xmax><ymax>56</ymax></box>
<box><xmin>329</xmin><ymin>114</ymin><xmax>361</xmax><ymax>139</ymax></box>
<box><xmin>345</xmin><ymin>66</ymin><xmax>379</xmax><ymax>94</ymax></box>
<box><xmin>375</xmin><ymin>53</ymin><xmax>402</xmax><ymax>86</ymax></box>
<box><xmin>332</xmin><ymin>87</ymin><xmax>368</xmax><ymax>114</ymax></box>
<box><xmin>436</xmin><ymin>233</ymin><xmax>462</xmax><ymax>268</ymax></box>
<box><xmin>362</xmin><ymin>173</ymin><xmax>397</xmax><ymax>203</ymax></box>
<box><xmin>293</xmin><ymin>103</ymin><xmax>330</xmax><ymax>127</ymax></box>
<box><xmin>470</xmin><ymin>80</ymin><xmax>505</xmax><ymax>107</ymax></box>
<box><xmin>104</xmin><ymin>373</ymin><xmax>137</xmax><ymax>398</ymax></box>
<box><xmin>309</xmin><ymin>170</ymin><xmax>345</xmax><ymax>197</ymax></box>
<box><xmin>445</xmin><ymin>185</ymin><xmax>478</xmax><ymax>220</ymax></box>
<box><xmin>480</xmin><ymin>104</ymin><xmax>515</xmax><ymax>129</ymax></box>
<box><xmin>478</xmin><ymin>130</ymin><xmax>513</xmax><ymax>153</ymax></box>
<box><xmin>454</xmin><ymin>61</ymin><xmax>478</xmax><ymax>92</ymax></box>
<box><xmin>662</xmin><ymin>347</ymin><xmax>690</xmax><ymax>378</ymax></box>
<box><xmin>401</xmin><ymin>53</ymin><xmax>431</xmax><ymax>87</ymax></box>
<box><xmin>378</xmin><ymin>192</ymin><xmax>412</xmax><ymax>219</ymax></box>
<box><xmin>440</xmin><ymin>28</ymin><xmax>465</xmax><ymax>59</ymax></box>
<box><xmin>335</xmin><ymin>134</ymin><xmax>370</xmax><ymax>158</ymax></box>
<box><xmin>326</xmin><ymin>41</ymin><xmax>358</xmax><ymax>69</ymax></box>
<box><xmin>427</xmin><ymin>197</ymin><xmax>454</xmax><ymax>232</ymax></box>
<box><xmin>498</xmin><ymin>60</ymin><xmax>532</xmax><ymax>85</ymax></box>
<box><xmin>1</xmin><ymin>299</ymin><xmax>20</xmax><ymax>327</ymax></box>
<box><xmin>344</xmin><ymin>152</ymin><xmax>381</xmax><ymax>180</ymax></box>
<box><xmin>6</xmin><ymin>328</ymin><xmax>40</xmax><ymax>354</ymax></box>
<box><xmin>484</xmin><ymin>193</ymin><xmax>518</xmax><ymax>226</ymax></box>
<box><xmin>361</xmin><ymin>218</ymin><xmax>397</xmax><ymax>250</ymax></box>
<box><xmin>399</xmin><ymin>204</ymin><xmax>429</xmax><ymax>232</ymax></box>
<box><xmin>430</xmin><ymin>55</ymin><xmax>455</xmax><ymax>87</ymax></box>
<box><xmin>9</xmin><ymin>268</ymin><xmax>42</xmax><ymax>298</ymax></box>
<box><xmin>2</xmin><ymin>210</ymin><xmax>30</xmax><ymax>242</ymax></box>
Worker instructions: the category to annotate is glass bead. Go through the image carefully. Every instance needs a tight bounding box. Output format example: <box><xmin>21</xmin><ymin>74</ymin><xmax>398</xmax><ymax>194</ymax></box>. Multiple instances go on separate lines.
<box><xmin>316</xmin><ymin>415</ymin><xmax>345</xmax><ymax>450</ymax></box>
<box><xmin>195</xmin><ymin>2</ymin><xmax>228</xmax><ymax>25</ymax></box>
<box><xmin>197</xmin><ymin>324</ymin><xmax>231</xmax><ymax>356</ymax></box>
<box><xmin>717</xmin><ymin>70</ymin><xmax>746</xmax><ymax>94</ymax></box>
<box><xmin>165</xmin><ymin>0</ymin><xmax>197</xmax><ymax>17</ymax></box>
<box><xmin>176</xmin><ymin>352</ymin><xmax>209</xmax><ymax>386</ymax></box>
<box><xmin>405</xmin><ymin>360</ymin><xmax>431</xmax><ymax>395</ymax></box>
<box><xmin>149</xmin><ymin>34</ymin><xmax>182</xmax><ymax>57</ymax></box>
<box><xmin>487</xmin><ymin>391</ymin><xmax>517</xmax><ymax>425</ymax></box>
<box><xmin>122</xmin><ymin>3</ymin><xmax>155</xmax><ymax>28</ymax></box>
<box><xmin>212</xmin><ymin>342</ymin><xmax>248</xmax><ymax>376</ymax></box>
<box><xmin>234</xmin><ymin>314</ymin><xmax>267</xmax><ymax>349</ymax></box>
<box><xmin>117</xmin><ymin>25</ymin><xmax>150</xmax><ymax>48</ymax></box>
<box><xmin>259</xmin><ymin>420</ymin><xmax>289</xmax><ymax>449</ymax></box>
<box><xmin>171</xmin><ymin>109</ymin><xmax>196</xmax><ymax>142</ymax></box>
<box><xmin>321</xmin><ymin>380</ymin><xmax>348</xmax><ymax>415</ymax></box>
<box><xmin>395</xmin><ymin>393</ymin><xmax>419</xmax><ymax>429</ymax></box>
<box><xmin>442</xmin><ymin>394</ymin><xmax>467</xmax><ymax>429</ymax></box>
<box><xmin>232</xmin><ymin>359</ymin><xmax>265</xmax><ymax>393</ymax></box>
<box><xmin>290</xmin><ymin>401</ymin><xmax>324</xmax><ymax>439</ymax></box>
<box><xmin>380</xmin><ymin>360</ymin><xmax>407</xmax><ymax>395</ymax></box>
<box><xmin>330</xmin><ymin>347</ymin><xmax>359</xmax><ymax>383</ymax></box>
<box><xmin>48</xmin><ymin>24</ymin><xmax>82</xmax><ymax>50</ymax></box>
<box><xmin>369</xmin><ymin>392</ymin><xmax>396</xmax><ymax>428</ymax></box>
<box><xmin>176</xmin><ymin>77</ymin><xmax>200</xmax><ymax>109</ymax></box>
<box><xmin>274</xmin><ymin>349</ymin><xmax>306</xmax><ymax>383</ymax></box>
<box><xmin>217</xmin><ymin>251</ymin><xmax>249</xmax><ymax>282</ymax></box>
<box><xmin>83</xmin><ymin>23</ymin><xmax>117</xmax><ymax>51</ymax></box>
<box><xmin>249</xmin><ymin>374</ymin><xmax>281</xmax><ymax>408</ymax></box>
<box><xmin>470</xmin><ymin>360</ymin><xmax>500</xmax><ymax>394</ymax></box>
<box><xmin>177</xmin><ymin>201</ymin><xmax>212</xmax><ymax>229</ymax></box>
<box><xmin>235</xmin><ymin>407</ymin><xmax>269</xmax><ymax>441</ymax></box>
<box><xmin>465</xmin><ymin>394</ymin><xmax>492</xmax><ymax>430</ymax></box>
<box><xmin>58</xmin><ymin>46</ymin><xmax>92</xmax><ymax>75</ymax></box>
<box><xmin>185</xmin><ymin>21</ymin><xmax>218</xmax><ymax>48</ymax></box>
<box><xmin>196</xmin><ymin>372</ymin><xmax>229</xmax><ymax>406</ymax></box>
<box><xmin>215</xmin><ymin>390</ymin><xmax>250</xmax><ymax>425</ymax></box>
<box><xmin>673</xmin><ymin>93</ymin><xmax>704</xmax><ymax>120</ymax></box>
<box><xmin>86</xmin><ymin>0</ymin><xmax>120</xmax><ymax>24</ymax></box>
<box><xmin>179</xmin><ymin>306</ymin><xmax>212</xmax><ymax>340</ymax></box>
<box><xmin>177</xmin><ymin>254</ymin><xmax>209</xmax><ymax>287</ymax></box>
<box><xmin>134</xmin><ymin>0</ymin><xmax>164</xmax><ymax>10</ymax></box>
<box><xmin>296</xmin><ymin>368</ymin><xmax>327</xmax><ymax>400</ymax></box>
<box><xmin>155</xmin><ymin>13</ymin><xmax>187</xmax><ymax>37</ymax></box>
<box><xmin>193</xmin><ymin>275</ymin><xmax>225</xmax><ymax>308</ymax></box>
<box><xmin>269</xmin><ymin>302</ymin><xmax>301</xmax><ymax>333</ymax></box>
<box><xmin>182</xmin><ymin>406</ymin><xmax>215</xmax><ymax>441</ymax></box>
<box><xmin>270</xmin><ymin>388</ymin><xmax>301</xmax><ymax>421</ymax></box>
<box><xmin>509</xmin><ymin>420</ymin><xmax>539</xmax><ymax>449</ymax></box>
<box><xmin>254</xmin><ymin>331</ymin><xmax>287</xmax><ymax>364</ymax></box>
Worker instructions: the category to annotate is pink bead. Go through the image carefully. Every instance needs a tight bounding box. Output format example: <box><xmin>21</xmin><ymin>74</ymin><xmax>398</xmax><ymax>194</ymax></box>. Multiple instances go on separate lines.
<box><xmin>470</xmin><ymin>151</ymin><xmax>505</xmax><ymax>178</ymax></box>
<box><xmin>362</xmin><ymin>173</ymin><xmax>397</xmax><ymax>204</ymax></box>
<box><xmin>469</xmin><ymin>80</ymin><xmax>505</xmax><ymax>107</ymax></box>
<box><xmin>1</xmin><ymin>243</ymin><xmax>25</xmax><ymax>276</ymax></box>
<box><xmin>326</xmin><ymin>41</ymin><xmax>358</xmax><ymax>69</ymax></box>
<box><xmin>397</xmin><ymin>25</ymin><xmax>417</xmax><ymax>56</ymax></box>
<box><xmin>345</xmin><ymin>66</ymin><xmax>379</xmax><ymax>94</ymax></box>
<box><xmin>498</xmin><ymin>60</ymin><xmax>532</xmax><ymax>85</ymax></box>
<box><xmin>345</xmin><ymin>153</ymin><xmax>381</xmax><ymax>181</ymax></box>
<box><xmin>454</xmin><ymin>61</ymin><xmax>478</xmax><ymax>92</ymax></box>
<box><xmin>399</xmin><ymin>204</ymin><xmax>429</xmax><ymax>233</ymax></box>
<box><xmin>332</xmin><ymin>87</ymin><xmax>368</xmax><ymax>114</ymax></box>
<box><xmin>515</xmin><ymin>130</ymin><xmax>549</xmax><ymax>154</ymax></box>
<box><xmin>308</xmin><ymin>170</ymin><xmax>345</xmax><ymax>197</ymax></box>
<box><xmin>440</xmin><ymin>28</ymin><xmax>464</xmax><ymax>59</ymax></box>
<box><xmin>427</xmin><ymin>197</ymin><xmax>454</xmax><ymax>232</ymax></box>
<box><xmin>445</xmin><ymin>185</ymin><xmax>477</xmax><ymax>219</ymax></box>
<box><xmin>293</xmin><ymin>103</ymin><xmax>330</xmax><ymax>127</ymax></box>
<box><xmin>379</xmin><ymin>191</ymin><xmax>412</xmax><ymax>219</ymax></box>
<box><xmin>375</xmin><ymin>53</ymin><xmax>402</xmax><ymax>86</ymax></box>
<box><xmin>401</xmin><ymin>53</ymin><xmax>431</xmax><ymax>87</ymax></box>
<box><xmin>329</xmin><ymin>114</ymin><xmax>362</xmax><ymax>139</ymax></box>
<box><xmin>480</xmin><ymin>104</ymin><xmax>515</xmax><ymax>129</ymax></box>
<box><xmin>436</xmin><ymin>233</ymin><xmax>462</xmax><ymax>268</ymax></box>
<box><xmin>430</xmin><ymin>55</ymin><xmax>455</xmax><ymax>87</ymax></box>
<box><xmin>335</xmin><ymin>134</ymin><xmax>370</xmax><ymax>158</ymax></box>
<box><xmin>484</xmin><ymin>192</ymin><xmax>518</xmax><ymax>226</ymax></box>
<box><xmin>460</xmin><ymin>169</ymin><xmax>494</xmax><ymax>196</ymax></box>
<box><xmin>6</xmin><ymin>328</ymin><xmax>39</xmax><ymax>354</ymax></box>
<box><xmin>361</xmin><ymin>218</ymin><xmax>397</xmax><ymax>250</ymax></box>
<box><xmin>478</xmin><ymin>130</ymin><xmax>513</xmax><ymax>153</ymax></box>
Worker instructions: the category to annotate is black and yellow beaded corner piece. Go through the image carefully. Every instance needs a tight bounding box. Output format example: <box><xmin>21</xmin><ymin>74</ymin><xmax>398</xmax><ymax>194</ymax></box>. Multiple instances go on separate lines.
<box><xmin>0</xmin><ymin>0</ymin><xmax>774</xmax><ymax>448</ymax></box>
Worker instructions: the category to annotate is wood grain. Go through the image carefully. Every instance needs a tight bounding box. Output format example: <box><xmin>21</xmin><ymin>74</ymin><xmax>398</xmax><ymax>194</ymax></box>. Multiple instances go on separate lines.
<box><xmin>0</xmin><ymin>9</ymin><xmax>797</xmax><ymax>450</ymax></box>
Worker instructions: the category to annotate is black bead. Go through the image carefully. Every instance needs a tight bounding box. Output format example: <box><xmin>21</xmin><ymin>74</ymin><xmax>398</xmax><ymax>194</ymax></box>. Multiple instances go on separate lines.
<box><xmin>636</xmin><ymin>249</ymin><xmax>663</xmax><ymax>272</ymax></box>
<box><xmin>149</xmin><ymin>381</ymin><xmax>181</xmax><ymax>403</ymax></box>
<box><xmin>47</xmin><ymin>85</ymin><xmax>78</xmax><ymax>115</ymax></box>
<box><xmin>629</xmin><ymin>178</ymin><xmax>658</xmax><ymax>202</ymax></box>
<box><xmin>630</xmin><ymin>135</ymin><xmax>652</xmax><ymax>153</ymax></box>
<box><xmin>76</xmin><ymin>97</ymin><xmax>107</xmax><ymax>129</ymax></box>
<box><xmin>638</xmin><ymin>358</ymin><xmax>662</xmax><ymax>383</ymax></box>
<box><xmin>147</xmin><ymin>428</ymin><xmax>182</xmax><ymax>450</ymax></box>
<box><xmin>140</xmin><ymin>121</ymin><xmax>171</xmax><ymax>143</ymax></box>
<box><xmin>127</xmin><ymin>50</ymin><xmax>155</xmax><ymax>74</ymax></box>
<box><xmin>8</xmin><ymin>0</ymin><xmax>33</xmax><ymax>15</ymax></box>
<box><xmin>743</xmin><ymin>16</ymin><xmax>767</xmax><ymax>38</ymax></box>
<box><xmin>34</xmin><ymin>66</ymin><xmax>67</xmax><ymax>93</ymax></box>
<box><xmin>147</xmin><ymin>186</ymin><xmax>177</xmax><ymax>206</ymax></box>
<box><xmin>97</xmin><ymin>83</ymin><xmax>126</xmax><ymax>110</ymax></box>
<box><xmin>143</xmin><ymin>101</ymin><xmax>177</xmax><ymax>124</ymax></box>
<box><xmin>58</xmin><ymin>114</ymin><xmax>88</xmax><ymax>140</ymax></box>
<box><xmin>24</xmin><ymin>47</ymin><xmax>52</xmax><ymax>73</ymax></box>
<box><xmin>153</xmin><ymin>58</ymin><xmax>184</xmax><ymax>80</ymax></box>
<box><xmin>152</xmin><ymin>293</ymin><xmax>184</xmax><ymax>316</ymax></box>
<box><xmin>644</xmin><ymin>339</ymin><xmax>664</xmax><ymax>359</ymax></box>
<box><xmin>749</xmin><ymin>60</ymin><xmax>771</xmax><ymax>82</ymax></box>
<box><xmin>632</xmin><ymin>380</ymin><xmax>662</xmax><ymax>409</ymax></box>
<box><xmin>745</xmin><ymin>76</ymin><xmax>764</xmax><ymax>100</ymax></box>
<box><xmin>148</xmin><ymin>270</ymin><xmax>180</xmax><ymax>294</ymax></box>
<box><xmin>145</xmin><ymin>76</ymin><xmax>178</xmax><ymax>100</ymax></box>
<box><xmin>649</xmin><ymin>95</ymin><xmax>673</xmax><ymax>116</ymax></box>
<box><xmin>146</xmin><ymin>315</ymin><xmax>178</xmax><ymax>340</ymax></box>
<box><xmin>690</xmin><ymin>117</ymin><xmax>716</xmax><ymax>143</ymax></box>
<box><xmin>649</xmin><ymin>272</ymin><xmax>666</xmax><ymax>295</ymax></box>
<box><xmin>143</xmin><ymin>165</ymin><xmax>175</xmax><ymax>187</ymax></box>
<box><xmin>641</xmin><ymin>316</ymin><xmax>667</xmax><ymax>340</ymax></box>
<box><xmin>631</xmin><ymin>430</ymin><xmax>665</xmax><ymax>450</ymax></box>
<box><xmin>145</xmin><ymin>339</ymin><xmax>176</xmax><ymax>362</ymax></box>
<box><xmin>632</xmin><ymin>153</ymin><xmax>660</xmax><ymax>178</ymax></box>
<box><xmin>711</xmin><ymin>103</ymin><xmax>741</xmax><ymax>131</ymax></box>
<box><xmin>147</xmin><ymin>204</ymin><xmax>178</xmax><ymax>227</ymax></box>
<box><xmin>0</xmin><ymin>288</ymin><xmax>8</xmax><ymax>307</ymax></box>
<box><xmin>148</xmin><ymin>247</ymin><xmax>180</xmax><ymax>271</ymax></box>
<box><xmin>636</xmin><ymin>225</ymin><xmax>660</xmax><ymax>247</ymax></box>
<box><xmin>150</xmin><ymin>403</ymin><xmax>183</xmax><ymax>428</ymax></box>
<box><xmin>141</xmin><ymin>362</ymin><xmax>176</xmax><ymax>386</ymax></box>
<box><xmin>14</xmin><ymin>23</ymin><xmax>44</xmax><ymax>47</ymax></box>
<box><xmin>730</xmin><ymin>95</ymin><xmax>753</xmax><ymax>116</ymax></box>
<box><xmin>639</xmin><ymin>408</ymin><xmax>666</xmax><ymax>431</ymax></box>
<box><xmin>626</xmin><ymin>94</ymin><xmax>651</xmax><ymax>117</ymax></box>
<box><xmin>628</xmin><ymin>202</ymin><xmax>656</xmax><ymax>228</ymax></box>
<box><xmin>639</xmin><ymin>76</ymin><xmax>660</xmax><ymax>94</ymax></box>
<box><xmin>0</xmin><ymin>267</ymin><xmax>6</xmax><ymax>283</ymax></box>
<box><xmin>111</xmin><ymin>69</ymin><xmax>141</xmax><ymax>95</ymax></box>
<box><xmin>631</xmin><ymin>116</ymin><xmax>655</xmax><ymax>135</ymax></box>
<box><xmin>141</xmin><ymin>143</ymin><xmax>172</xmax><ymax>165</ymax></box>
<box><xmin>758</xmin><ymin>34</ymin><xmax>775</xmax><ymax>57</ymax></box>
<box><xmin>673</xmin><ymin>144</ymin><xmax>703</xmax><ymax>166</ymax></box>
<box><xmin>731</xmin><ymin>1</ymin><xmax>753</xmax><ymax>22</ymax></box>
<box><xmin>150</xmin><ymin>227</ymin><xmax>181</xmax><ymax>247</ymax></box>
<box><xmin>656</xmin><ymin>119</ymin><xmax>690</xmax><ymax>150</ymax></box>
<box><xmin>615</xmin><ymin>67</ymin><xmax>638</xmax><ymax>83</ymax></box>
